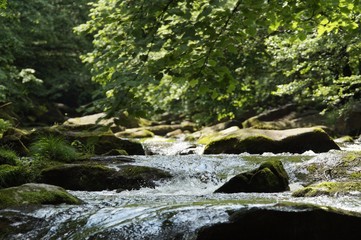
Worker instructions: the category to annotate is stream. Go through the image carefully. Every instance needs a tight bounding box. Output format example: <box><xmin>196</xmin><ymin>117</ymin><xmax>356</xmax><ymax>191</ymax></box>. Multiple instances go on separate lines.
<box><xmin>1</xmin><ymin>139</ymin><xmax>361</xmax><ymax>240</ymax></box>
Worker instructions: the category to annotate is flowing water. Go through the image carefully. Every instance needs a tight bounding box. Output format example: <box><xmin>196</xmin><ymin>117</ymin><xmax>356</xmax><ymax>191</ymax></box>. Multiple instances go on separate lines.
<box><xmin>1</xmin><ymin>139</ymin><xmax>361</xmax><ymax>240</ymax></box>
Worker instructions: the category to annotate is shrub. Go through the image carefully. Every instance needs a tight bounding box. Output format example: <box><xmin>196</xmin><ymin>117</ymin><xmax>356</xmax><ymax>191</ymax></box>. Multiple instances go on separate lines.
<box><xmin>30</xmin><ymin>135</ymin><xmax>78</xmax><ymax>162</ymax></box>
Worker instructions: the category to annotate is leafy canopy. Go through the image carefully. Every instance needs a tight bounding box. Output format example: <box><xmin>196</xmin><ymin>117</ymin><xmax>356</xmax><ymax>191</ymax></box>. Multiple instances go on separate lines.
<box><xmin>78</xmin><ymin>0</ymin><xmax>360</xmax><ymax>123</ymax></box>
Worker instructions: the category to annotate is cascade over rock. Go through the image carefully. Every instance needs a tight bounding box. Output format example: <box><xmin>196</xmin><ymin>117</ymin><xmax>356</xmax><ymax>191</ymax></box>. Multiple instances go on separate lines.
<box><xmin>40</xmin><ymin>164</ymin><xmax>172</xmax><ymax>191</ymax></box>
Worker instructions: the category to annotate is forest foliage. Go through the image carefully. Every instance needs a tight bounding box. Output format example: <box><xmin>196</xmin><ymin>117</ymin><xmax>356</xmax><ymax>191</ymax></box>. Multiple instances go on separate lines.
<box><xmin>77</xmin><ymin>0</ymin><xmax>361</xmax><ymax>123</ymax></box>
<box><xmin>1</xmin><ymin>0</ymin><xmax>361</xmax><ymax>125</ymax></box>
<box><xmin>0</xmin><ymin>0</ymin><xmax>94</xmax><ymax>123</ymax></box>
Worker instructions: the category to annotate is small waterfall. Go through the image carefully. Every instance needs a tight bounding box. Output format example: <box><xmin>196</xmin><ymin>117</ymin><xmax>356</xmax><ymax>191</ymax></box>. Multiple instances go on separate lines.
<box><xmin>142</xmin><ymin>137</ymin><xmax>205</xmax><ymax>155</ymax></box>
<box><xmin>1</xmin><ymin>150</ymin><xmax>360</xmax><ymax>239</ymax></box>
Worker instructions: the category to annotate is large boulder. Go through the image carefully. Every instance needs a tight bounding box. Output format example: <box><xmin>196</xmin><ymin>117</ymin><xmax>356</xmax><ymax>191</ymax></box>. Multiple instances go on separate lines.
<box><xmin>196</xmin><ymin>206</ymin><xmax>361</xmax><ymax>240</ymax></box>
<box><xmin>53</xmin><ymin>130</ymin><xmax>145</xmax><ymax>155</ymax></box>
<box><xmin>63</xmin><ymin>113</ymin><xmax>117</xmax><ymax>131</ymax></box>
<box><xmin>215</xmin><ymin>160</ymin><xmax>289</xmax><ymax>193</ymax></box>
<box><xmin>0</xmin><ymin>183</ymin><xmax>81</xmax><ymax>209</ymax></box>
<box><xmin>63</xmin><ymin>112</ymin><xmax>153</xmax><ymax>131</ymax></box>
<box><xmin>115</xmin><ymin>128</ymin><xmax>155</xmax><ymax>138</ymax></box>
<box><xmin>292</xmin><ymin>181</ymin><xmax>361</xmax><ymax>197</ymax></box>
<box><xmin>203</xmin><ymin>127</ymin><xmax>339</xmax><ymax>154</ymax></box>
<box><xmin>1</xmin><ymin>125</ymin><xmax>145</xmax><ymax>156</ymax></box>
<box><xmin>40</xmin><ymin>164</ymin><xmax>172</xmax><ymax>191</ymax></box>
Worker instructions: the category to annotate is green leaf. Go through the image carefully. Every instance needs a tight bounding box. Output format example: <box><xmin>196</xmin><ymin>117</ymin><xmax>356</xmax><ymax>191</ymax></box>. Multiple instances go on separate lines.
<box><xmin>208</xmin><ymin>59</ymin><xmax>217</xmax><ymax>67</ymax></box>
<box><xmin>189</xmin><ymin>79</ymin><xmax>198</xmax><ymax>88</ymax></box>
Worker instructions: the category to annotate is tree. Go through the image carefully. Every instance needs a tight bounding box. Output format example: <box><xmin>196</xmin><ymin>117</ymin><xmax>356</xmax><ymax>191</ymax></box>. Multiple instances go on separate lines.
<box><xmin>78</xmin><ymin>0</ymin><xmax>360</xmax><ymax>123</ymax></box>
<box><xmin>0</xmin><ymin>0</ymin><xmax>6</xmax><ymax>9</ymax></box>
<box><xmin>0</xmin><ymin>0</ymin><xmax>94</xmax><ymax>123</ymax></box>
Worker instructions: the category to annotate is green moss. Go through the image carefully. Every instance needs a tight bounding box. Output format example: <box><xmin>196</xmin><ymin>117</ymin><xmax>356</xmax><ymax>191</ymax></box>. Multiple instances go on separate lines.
<box><xmin>312</xmin><ymin>127</ymin><xmax>326</xmax><ymax>133</ymax></box>
<box><xmin>204</xmin><ymin>135</ymin><xmax>277</xmax><ymax>154</ymax></box>
<box><xmin>197</xmin><ymin>132</ymin><xmax>224</xmax><ymax>145</ymax></box>
<box><xmin>252</xmin><ymin>168</ymin><xmax>280</xmax><ymax>189</ymax></box>
<box><xmin>0</xmin><ymin>165</ymin><xmax>30</xmax><ymax>188</ymax></box>
<box><xmin>116</xmin><ymin>129</ymin><xmax>154</xmax><ymax>138</ymax></box>
<box><xmin>259</xmin><ymin>160</ymin><xmax>289</xmax><ymax>180</ymax></box>
<box><xmin>0</xmin><ymin>118</ymin><xmax>11</xmax><ymax>138</ymax></box>
<box><xmin>0</xmin><ymin>148</ymin><xmax>18</xmax><ymax>165</ymax></box>
<box><xmin>336</xmin><ymin>136</ymin><xmax>354</xmax><ymax>143</ymax></box>
<box><xmin>306</xmin><ymin>163</ymin><xmax>318</xmax><ymax>173</ymax></box>
<box><xmin>292</xmin><ymin>181</ymin><xmax>361</xmax><ymax>197</ymax></box>
<box><xmin>350</xmin><ymin>172</ymin><xmax>361</xmax><ymax>180</ymax></box>
<box><xmin>342</xmin><ymin>151</ymin><xmax>361</xmax><ymax>162</ymax></box>
<box><xmin>0</xmin><ymin>183</ymin><xmax>82</xmax><ymax>208</ymax></box>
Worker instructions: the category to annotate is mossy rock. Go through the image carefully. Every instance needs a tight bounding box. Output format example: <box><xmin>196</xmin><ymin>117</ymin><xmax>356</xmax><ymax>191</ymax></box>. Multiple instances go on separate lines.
<box><xmin>203</xmin><ymin>127</ymin><xmax>339</xmax><ymax>154</ymax></box>
<box><xmin>0</xmin><ymin>183</ymin><xmax>81</xmax><ymax>209</ymax></box>
<box><xmin>292</xmin><ymin>181</ymin><xmax>361</xmax><ymax>197</ymax></box>
<box><xmin>64</xmin><ymin>132</ymin><xmax>145</xmax><ymax>155</ymax></box>
<box><xmin>62</xmin><ymin>113</ymin><xmax>115</xmax><ymax>131</ymax></box>
<box><xmin>204</xmin><ymin>135</ymin><xmax>277</xmax><ymax>154</ymax></box>
<box><xmin>0</xmin><ymin>165</ymin><xmax>30</xmax><ymax>189</ymax></box>
<box><xmin>143</xmin><ymin>122</ymin><xmax>197</xmax><ymax>136</ymax></box>
<box><xmin>335</xmin><ymin>136</ymin><xmax>354</xmax><ymax>143</ymax></box>
<box><xmin>40</xmin><ymin>164</ymin><xmax>118</xmax><ymax>191</ymax></box>
<box><xmin>0</xmin><ymin>127</ymin><xmax>32</xmax><ymax>156</ymax></box>
<box><xmin>40</xmin><ymin>164</ymin><xmax>172</xmax><ymax>191</ymax></box>
<box><xmin>63</xmin><ymin>112</ymin><xmax>152</xmax><ymax>130</ymax></box>
<box><xmin>115</xmin><ymin>128</ymin><xmax>155</xmax><ymax>138</ymax></box>
<box><xmin>215</xmin><ymin>160</ymin><xmax>289</xmax><ymax>193</ymax></box>
<box><xmin>295</xmin><ymin>151</ymin><xmax>361</xmax><ymax>184</ymax></box>
<box><xmin>196</xmin><ymin>206</ymin><xmax>361</xmax><ymax>240</ymax></box>
<box><xmin>109</xmin><ymin>165</ymin><xmax>173</xmax><ymax>191</ymax></box>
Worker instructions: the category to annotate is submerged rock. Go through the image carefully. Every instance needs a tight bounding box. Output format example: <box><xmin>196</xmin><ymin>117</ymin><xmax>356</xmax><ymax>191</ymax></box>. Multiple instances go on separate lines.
<box><xmin>215</xmin><ymin>160</ymin><xmax>289</xmax><ymax>193</ymax></box>
<box><xmin>40</xmin><ymin>164</ymin><xmax>172</xmax><ymax>191</ymax></box>
<box><xmin>196</xmin><ymin>206</ymin><xmax>361</xmax><ymax>240</ymax></box>
<box><xmin>0</xmin><ymin>183</ymin><xmax>81</xmax><ymax>209</ymax></box>
<box><xmin>0</xmin><ymin>210</ymin><xmax>42</xmax><ymax>238</ymax></box>
<box><xmin>292</xmin><ymin>181</ymin><xmax>361</xmax><ymax>197</ymax></box>
<box><xmin>202</xmin><ymin>127</ymin><xmax>339</xmax><ymax>154</ymax></box>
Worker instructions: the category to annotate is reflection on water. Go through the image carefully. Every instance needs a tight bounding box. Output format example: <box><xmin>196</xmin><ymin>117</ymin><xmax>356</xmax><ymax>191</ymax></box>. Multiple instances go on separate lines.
<box><xmin>1</xmin><ymin>140</ymin><xmax>360</xmax><ymax>239</ymax></box>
